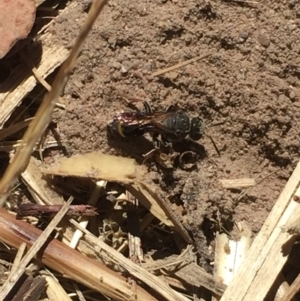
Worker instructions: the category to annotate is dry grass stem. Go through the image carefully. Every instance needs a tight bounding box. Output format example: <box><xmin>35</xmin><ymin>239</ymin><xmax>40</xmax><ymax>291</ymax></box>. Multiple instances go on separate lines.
<box><xmin>152</xmin><ymin>53</ymin><xmax>213</xmax><ymax>76</ymax></box>
<box><xmin>0</xmin><ymin>140</ymin><xmax>60</xmax><ymax>153</ymax></box>
<box><xmin>135</xmin><ymin>182</ymin><xmax>192</xmax><ymax>243</ymax></box>
<box><xmin>281</xmin><ymin>201</ymin><xmax>300</xmax><ymax>235</ymax></box>
<box><xmin>271</xmin><ymin>274</ymin><xmax>297</xmax><ymax>301</ymax></box>
<box><xmin>0</xmin><ymin>118</ymin><xmax>33</xmax><ymax>141</ymax></box>
<box><xmin>128</xmin><ymin>184</ymin><xmax>173</xmax><ymax>227</ymax></box>
<box><xmin>21</xmin><ymin>157</ymin><xmax>63</xmax><ymax>206</ymax></box>
<box><xmin>0</xmin><ymin>44</ymin><xmax>68</xmax><ymax>127</ymax></box>
<box><xmin>10</xmin><ymin>242</ymin><xmax>27</xmax><ymax>276</ymax></box>
<box><xmin>19</xmin><ymin>50</ymin><xmax>65</xmax><ymax>109</ymax></box>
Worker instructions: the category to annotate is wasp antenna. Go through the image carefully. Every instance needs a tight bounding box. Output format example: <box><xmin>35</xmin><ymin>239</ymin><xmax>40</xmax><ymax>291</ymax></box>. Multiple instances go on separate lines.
<box><xmin>204</xmin><ymin>120</ymin><xmax>212</xmax><ymax>128</ymax></box>
<box><xmin>207</xmin><ymin>134</ymin><xmax>220</xmax><ymax>157</ymax></box>
<box><xmin>143</xmin><ymin>101</ymin><xmax>152</xmax><ymax>113</ymax></box>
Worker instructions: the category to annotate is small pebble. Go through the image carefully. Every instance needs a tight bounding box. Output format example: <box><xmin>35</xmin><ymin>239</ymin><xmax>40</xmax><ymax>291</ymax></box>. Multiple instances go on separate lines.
<box><xmin>143</xmin><ymin>62</ymin><xmax>153</xmax><ymax>72</ymax></box>
<box><xmin>257</xmin><ymin>31</ymin><xmax>270</xmax><ymax>48</ymax></box>
<box><xmin>289</xmin><ymin>90</ymin><xmax>296</xmax><ymax>100</ymax></box>
<box><xmin>112</xmin><ymin>61</ymin><xmax>121</xmax><ymax>70</ymax></box>
<box><xmin>121</xmin><ymin>65</ymin><xmax>128</xmax><ymax>74</ymax></box>
<box><xmin>230</xmin><ymin>154</ymin><xmax>237</xmax><ymax>161</ymax></box>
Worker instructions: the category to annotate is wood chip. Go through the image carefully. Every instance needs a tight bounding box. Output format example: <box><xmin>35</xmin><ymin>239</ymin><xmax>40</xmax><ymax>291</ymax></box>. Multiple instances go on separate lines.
<box><xmin>43</xmin><ymin>152</ymin><xmax>147</xmax><ymax>184</ymax></box>
<box><xmin>214</xmin><ymin>222</ymin><xmax>252</xmax><ymax>286</ymax></box>
<box><xmin>220</xmin><ymin>178</ymin><xmax>255</xmax><ymax>189</ymax></box>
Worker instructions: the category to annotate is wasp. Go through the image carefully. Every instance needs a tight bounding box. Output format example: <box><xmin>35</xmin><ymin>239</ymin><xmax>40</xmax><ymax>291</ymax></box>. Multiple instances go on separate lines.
<box><xmin>107</xmin><ymin>102</ymin><xmax>204</xmax><ymax>146</ymax></box>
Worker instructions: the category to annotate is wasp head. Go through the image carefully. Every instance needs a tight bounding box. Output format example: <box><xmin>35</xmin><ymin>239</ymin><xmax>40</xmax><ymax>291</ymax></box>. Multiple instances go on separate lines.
<box><xmin>189</xmin><ymin>117</ymin><xmax>204</xmax><ymax>140</ymax></box>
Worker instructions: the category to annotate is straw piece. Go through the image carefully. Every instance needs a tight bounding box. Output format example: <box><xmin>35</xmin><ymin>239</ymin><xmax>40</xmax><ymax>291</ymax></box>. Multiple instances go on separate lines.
<box><xmin>45</xmin><ymin>275</ymin><xmax>73</xmax><ymax>301</ymax></box>
<box><xmin>220</xmin><ymin>178</ymin><xmax>255</xmax><ymax>189</ymax></box>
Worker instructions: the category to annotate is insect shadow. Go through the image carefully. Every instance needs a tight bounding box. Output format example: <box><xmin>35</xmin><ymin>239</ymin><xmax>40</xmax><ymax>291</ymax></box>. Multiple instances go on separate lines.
<box><xmin>106</xmin><ymin>130</ymin><xmax>156</xmax><ymax>164</ymax></box>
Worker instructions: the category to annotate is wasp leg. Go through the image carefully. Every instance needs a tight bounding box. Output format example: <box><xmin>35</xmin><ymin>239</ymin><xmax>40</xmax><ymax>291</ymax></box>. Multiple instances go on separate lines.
<box><xmin>166</xmin><ymin>104</ymin><xmax>178</xmax><ymax>112</ymax></box>
<box><xmin>150</xmin><ymin>133</ymin><xmax>162</xmax><ymax>149</ymax></box>
<box><xmin>160</xmin><ymin>135</ymin><xmax>173</xmax><ymax>152</ymax></box>
<box><xmin>143</xmin><ymin>101</ymin><xmax>153</xmax><ymax>113</ymax></box>
<box><xmin>142</xmin><ymin>147</ymin><xmax>159</xmax><ymax>166</ymax></box>
<box><xmin>142</xmin><ymin>133</ymin><xmax>165</xmax><ymax>165</ymax></box>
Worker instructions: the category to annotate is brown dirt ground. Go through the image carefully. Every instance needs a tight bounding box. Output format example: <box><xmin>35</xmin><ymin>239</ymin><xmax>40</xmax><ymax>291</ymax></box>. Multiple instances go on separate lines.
<box><xmin>48</xmin><ymin>0</ymin><xmax>300</xmax><ymax>262</ymax></box>
<box><xmin>7</xmin><ymin>0</ymin><xmax>300</xmax><ymax>273</ymax></box>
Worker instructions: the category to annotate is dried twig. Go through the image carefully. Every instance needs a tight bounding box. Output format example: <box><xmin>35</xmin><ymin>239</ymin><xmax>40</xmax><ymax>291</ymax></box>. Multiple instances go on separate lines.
<box><xmin>16</xmin><ymin>204</ymin><xmax>98</xmax><ymax>218</ymax></box>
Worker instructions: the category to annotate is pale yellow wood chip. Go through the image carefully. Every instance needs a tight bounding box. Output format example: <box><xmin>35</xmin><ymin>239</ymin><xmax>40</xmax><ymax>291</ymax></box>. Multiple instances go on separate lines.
<box><xmin>42</xmin><ymin>152</ymin><xmax>147</xmax><ymax>184</ymax></box>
